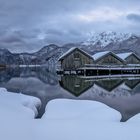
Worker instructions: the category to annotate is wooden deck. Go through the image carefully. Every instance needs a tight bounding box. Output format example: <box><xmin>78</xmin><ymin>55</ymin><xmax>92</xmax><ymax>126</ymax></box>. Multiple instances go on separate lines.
<box><xmin>57</xmin><ymin>65</ymin><xmax>140</xmax><ymax>76</ymax></box>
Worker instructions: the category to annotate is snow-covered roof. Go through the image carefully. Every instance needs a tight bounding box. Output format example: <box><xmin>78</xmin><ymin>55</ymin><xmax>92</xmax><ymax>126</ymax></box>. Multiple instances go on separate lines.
<box><xmin>92</xmin><ymin>51</ymin><xmax>110</xmax><ymax>61</ymax></box>
<box><xmin>116</xmin><ymin>52</ymin><xmax>133</xmax><ymax>60</ymax></box>
<box><xmin>58</xmin><ymin>47</ymin><xmax>93</xmax><ymax>60</ymax></box>
<box><xmin>58</xmin><ymin>47</ymin><xmax>77</xmax><ymax>60</ymax></box>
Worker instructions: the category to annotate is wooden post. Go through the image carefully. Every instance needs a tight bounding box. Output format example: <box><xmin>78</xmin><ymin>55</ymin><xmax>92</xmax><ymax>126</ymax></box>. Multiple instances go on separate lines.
<box><xmin>84</xmin><ymin>69</ymin><xmax>86</xmax><ymax>76</ymax></box>
<box><xmin>97</xmin><ymin>68</ymin><xmax>99</xmax><ymax>76</ymax></box>
<box><xmin>109</xmin><ymin>69</ymin><xmax>111</xmax><ymax>75</ymax></box>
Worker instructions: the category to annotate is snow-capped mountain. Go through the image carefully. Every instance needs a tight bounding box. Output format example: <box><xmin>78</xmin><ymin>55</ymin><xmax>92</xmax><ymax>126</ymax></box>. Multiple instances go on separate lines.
<box><xmin>82</xmin><ymin>31</ymin><xmax>132</xmax><ymax>47</ymax></box>
<box><xmin>0</xmin><ymin>31</ymin><xmax>140</xmax><ymax>66</ymax></box>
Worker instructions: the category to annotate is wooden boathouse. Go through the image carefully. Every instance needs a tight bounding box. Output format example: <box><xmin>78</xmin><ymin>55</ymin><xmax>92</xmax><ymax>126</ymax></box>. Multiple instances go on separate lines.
<box><xmin>58</xmin><ymin>47</ymin><xmax>93</xmax><ymax>71</ymax></box>
<box><xmin>57</xmin><ymin>47</ymin><xmax>140</xmax><ymax>76</ymax></box>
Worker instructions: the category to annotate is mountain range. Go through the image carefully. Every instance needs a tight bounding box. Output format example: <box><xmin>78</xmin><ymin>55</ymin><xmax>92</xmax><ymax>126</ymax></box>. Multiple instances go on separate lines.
<box><xmin>0</xmin><ymin>31</ymin><xmax>140</xmax><ymax>66</ymax></box>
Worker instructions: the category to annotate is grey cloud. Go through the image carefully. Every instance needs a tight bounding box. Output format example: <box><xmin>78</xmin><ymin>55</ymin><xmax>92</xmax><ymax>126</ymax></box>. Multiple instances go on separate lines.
<box><xmin>46</xmin><ymin>29</ymin><xmax>65</xmax><ymax>36</ymax></box>
<box><xmin>0</xmin><ymin>0</ymin><xmax>140</xmax><ymax>52</ymax></box>
<box><xmin>0</xmin><ymin>29</ymin><xmax>44</xmax><ymax>52</ymax></box>
<box><xmin>127</xmin><ymin>13</ymin><xmax>140</xmax><ymax>22</ymax></box>
<box><xmin>45</xmin><ymin>29</ymin><xmax>85</xmax><ymax>45</ymax></box>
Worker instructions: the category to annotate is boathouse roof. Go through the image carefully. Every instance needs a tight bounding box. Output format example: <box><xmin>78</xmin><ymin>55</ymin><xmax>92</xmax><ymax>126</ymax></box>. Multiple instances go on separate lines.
<box><xmin>58</xmin><ymin>47</ymin><xmax>93</xmax><ymax>61</ymax></box>
<box><xmin>92</xmin><ymin>51</ymin><xmax>124</xmax><ymax>63</ymax></box>
<box><xmin>92</xmin><ymin>51</ymin><xmax>110</xmax><ymax>61</ymax></box>
<box><xmin>116</xmin><ymin>52</ymin><xmax>140</xmax><ymax>60</ymax></box>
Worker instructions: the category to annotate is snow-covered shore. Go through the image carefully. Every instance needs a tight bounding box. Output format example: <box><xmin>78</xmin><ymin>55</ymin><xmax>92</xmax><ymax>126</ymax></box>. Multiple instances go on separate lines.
<box><xmin>0</xmin><ymin>88</ymin><xmax>41</xmax><ymax>119</ymax></box>
<box><xmin>0</xmin><ymin>88</ymin><xmax>140</xmax><ymax>140</ymax></box>
<box><xmin>0</xmin><ymin>88</ymin><xmax>41</xmax><ymax>140</ymax></box>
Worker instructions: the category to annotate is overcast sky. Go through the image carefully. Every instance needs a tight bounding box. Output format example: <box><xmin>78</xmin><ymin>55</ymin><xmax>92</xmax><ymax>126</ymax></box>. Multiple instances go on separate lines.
<box><xmin>0</xmin><ymin>0</ymin><xmax>140</xmax><ymax>52</ymax></box>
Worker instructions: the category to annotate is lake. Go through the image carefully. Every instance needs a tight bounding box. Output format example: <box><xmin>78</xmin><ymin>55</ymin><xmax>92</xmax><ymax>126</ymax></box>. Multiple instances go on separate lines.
<box><xmin>1</xmin><ymin>66</ymin><xmax>140</xmax><ymax>122</ymax></box>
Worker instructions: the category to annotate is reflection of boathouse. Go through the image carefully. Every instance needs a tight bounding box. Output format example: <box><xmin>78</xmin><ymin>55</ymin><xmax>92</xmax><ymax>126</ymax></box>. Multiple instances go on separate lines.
<box><xmin>59</xmin><ymin>75</ymin><xmax>140</xmax><ymax>96</ymax></box>
<box><xmin>59</xmin><ymin>75</ymin><xmax>93</xmax><ymax>96</ymax></box>
<box><xmin>125</xmin><ymin>79</ymin><xmax>140</xmax><ymax>89</ymax></box>
<box><xmin>95</xmin><ymin>79</ymin><xmax>123</xmax><ymax>92</ymax></box>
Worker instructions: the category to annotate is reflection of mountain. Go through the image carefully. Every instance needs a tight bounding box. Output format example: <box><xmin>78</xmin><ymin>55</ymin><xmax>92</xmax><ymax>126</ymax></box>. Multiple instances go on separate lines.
<box><xmin>59</xmin><ymin>75</ymin><xmax>93</xmax><ymax>97</ymax></box>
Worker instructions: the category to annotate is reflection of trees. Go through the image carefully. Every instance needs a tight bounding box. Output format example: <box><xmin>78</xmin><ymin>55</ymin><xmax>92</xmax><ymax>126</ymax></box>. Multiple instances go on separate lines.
<box><xmin>0</xmin><ymin>67</ymin><xmax>59</xmax><ymax>85</ymax></box>
<box><xmin>36</xmin><ymin>67</ymin><xmax>58</xmax><ymax>85</ymax></box>
<box><xmin>0</xmin><ymin>68</ymin><xmax>21</xmax><ymax>83</ymax></box>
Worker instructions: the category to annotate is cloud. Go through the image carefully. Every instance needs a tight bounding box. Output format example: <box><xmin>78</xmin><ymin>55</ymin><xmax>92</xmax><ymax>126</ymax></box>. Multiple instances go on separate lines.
<box><xmin>0</xmin><ymin>29</ymin><xmax>45</xmax><ymax>52</ymax></box>
<box><xmin>77</xmin><ymin>7</ymin><xmax>125</xmax><ymax>22</ymax></box>
<box><xmin>127</xmin><ymin>13</ymin><xmax>140</xmax><ymax>22</ymax></box>
<box><xmin>0</xmin><ymin>0</ymin><xmax>140</xmax><ymax>52</ymax></box>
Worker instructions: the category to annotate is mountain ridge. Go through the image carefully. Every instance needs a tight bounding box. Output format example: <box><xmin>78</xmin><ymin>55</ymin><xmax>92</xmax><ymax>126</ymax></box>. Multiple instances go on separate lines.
<box><xmin>0</xmin><ymin>31</ymin><xmax>140</xmax><ymax>66</ymax></box>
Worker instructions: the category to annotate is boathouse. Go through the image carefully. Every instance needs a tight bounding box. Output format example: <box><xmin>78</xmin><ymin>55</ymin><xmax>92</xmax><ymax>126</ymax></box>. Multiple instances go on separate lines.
<box><xmin>57</xmin><ymin>48</ymin><xmax>140</xmax><ymax>76</ymax></box>
<box><xmin>116</xmin><ymin>52</ymin><xmax>140</xmax><ymax>65</ymax></box>
<box><xmin>58</xmin><ymin>47</ymin><xmax>93</xmax><ymax>70</ymax></box>
<box><xmin>92</xmin><ymin>51</ymin><xmax>124</xmax><ymax>65</ymax></box>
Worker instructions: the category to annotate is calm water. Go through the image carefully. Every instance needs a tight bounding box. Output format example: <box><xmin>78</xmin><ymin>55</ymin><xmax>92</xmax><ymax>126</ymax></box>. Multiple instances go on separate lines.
<box><xmin>1</xmin><ymin>67</ymin><xmax>140</xmax><ymax>122</ymax></box>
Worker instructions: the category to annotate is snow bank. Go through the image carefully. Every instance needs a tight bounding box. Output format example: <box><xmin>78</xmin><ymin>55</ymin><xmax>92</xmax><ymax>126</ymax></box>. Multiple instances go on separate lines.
<box><xmin>1</xmin><ymin>90</ymin><xmax>140</xmax><ymax>140</ymax></box>
<box><xmin>41</xmin><ymin>99</ymin><xmax>140</xmax><ymax>140</ymax></box>
<box><xmin>0</xmin><ymin>88</ymin><xmax>41</xmax><ymax>119</ymax></box>
<box><xmin>0</xmin><ymin>88</ymin><xmax>42</xmax><ymax>140</ymax></box>
<box><xmin>43</xmin><ymin>99</ymin><xmax>120</xmax><ymax>121</ymax></box>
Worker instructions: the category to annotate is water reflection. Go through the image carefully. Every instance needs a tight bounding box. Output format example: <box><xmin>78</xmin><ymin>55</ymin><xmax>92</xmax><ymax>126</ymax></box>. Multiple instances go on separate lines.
<box><xmin>59</xmin><ymin>75</ymin><xmax>93</xmax><ymax>96</ymax></box>
<box><xmin>95</xmin><ymin>79</ymin><xmax>123</xmax><ymax>92</ymax></box>
<box><xmin>125</xmin><ymin>79</ymin><xmax>140</xmax><ymax>89</ymax></box>
<box><xmin>1</xmin><ymin>67</ymin><xmax>140</xmax><ymax>122</ymax></box>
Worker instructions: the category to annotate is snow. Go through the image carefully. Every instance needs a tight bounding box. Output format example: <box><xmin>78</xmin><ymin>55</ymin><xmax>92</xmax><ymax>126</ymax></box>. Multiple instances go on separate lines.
<box><xmin>92</xmin><ymin>51</ymin><xmax>110</xmax><ymax>60</ymax></box>
<box><xmin>83</xmin><ymin>31</ymin><xmax>132</xmax><ymax>47</ymax></box>
<box><xmin>0</xmin><ymin>88</ymin><xmax>41</xmax><ymax>140</ymax></box>
<box><xmin>1</xmin><ymin>88</ymin><xmax>140</xmax><ymax>140</ymax></box>
<box><xmin>58</xmin><ymin>47</ymin><xmax>77</xmax><ymax>60</ymax></box>
<box><xmin>58</xmin><ymin>47</ymin><xmax>93</xmax><ymax>61</ymax></box>
<box><xmin>42</xmin><ymin>99</ymin><xmax>140</xmax><ymax>140</ymax></box>
<box><xmin>19</xmin><ymin>64</ymin><xmax>41</xmax><ymax>67</ymax></box>
<box><xmin>0</xmin><ymin>88</ymin><xmax>41</xmax><ymax>119</ymax></box>
<box><xmin>116</xmin><ymin>52</ymin><xmax>133</xmax><ymax>60</ymax></box>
